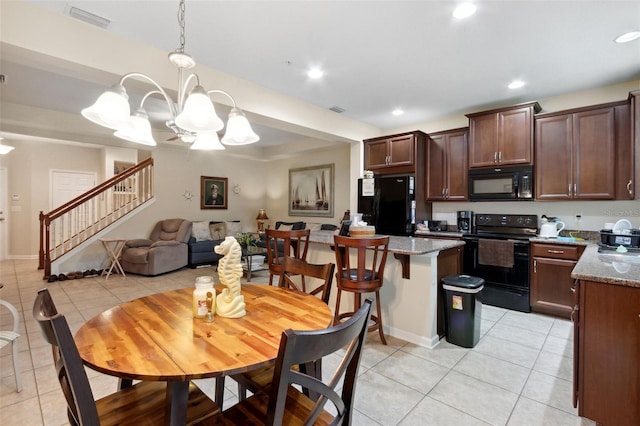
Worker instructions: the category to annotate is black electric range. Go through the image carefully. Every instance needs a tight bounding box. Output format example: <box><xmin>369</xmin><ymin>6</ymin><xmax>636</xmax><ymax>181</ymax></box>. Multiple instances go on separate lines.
<box><xmin>462</xmin><ymin>214</ymin><xmax>538</xmax><ymax>312</ymax></box>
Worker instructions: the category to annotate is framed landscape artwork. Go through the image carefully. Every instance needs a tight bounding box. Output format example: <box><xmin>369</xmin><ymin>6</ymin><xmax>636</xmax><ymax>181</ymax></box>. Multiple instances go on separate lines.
<box><xmin>288</xmin><ymin>163</ymin><xmax>334</xmax><ymax>217</ymax></box>
<box><xmin>201</xmin><ymin>176</ymin><xmax>228</xmax><ymax>209</ymax></box>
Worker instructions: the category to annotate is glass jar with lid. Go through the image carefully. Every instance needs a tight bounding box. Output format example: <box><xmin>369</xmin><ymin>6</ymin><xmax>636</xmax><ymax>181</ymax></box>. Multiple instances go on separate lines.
<box><xmin>193</xmin><ymin>276</ymin><xmax>215</xmax><ymax>319</ymax></box>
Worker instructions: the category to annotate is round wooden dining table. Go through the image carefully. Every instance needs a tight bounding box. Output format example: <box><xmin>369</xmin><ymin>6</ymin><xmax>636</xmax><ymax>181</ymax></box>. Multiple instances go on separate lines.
<box><xmin>74</xmin><ymin>284</ymin><xmax>333</xmax><ymax>426</ymax></box>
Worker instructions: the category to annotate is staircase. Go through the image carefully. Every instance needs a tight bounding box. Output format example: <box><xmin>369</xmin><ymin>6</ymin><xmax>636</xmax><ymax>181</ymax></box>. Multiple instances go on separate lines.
<box><xmin>38</xmin><ymin>158</ymin><xmax>154</xmax><ymax>278</ymax></box>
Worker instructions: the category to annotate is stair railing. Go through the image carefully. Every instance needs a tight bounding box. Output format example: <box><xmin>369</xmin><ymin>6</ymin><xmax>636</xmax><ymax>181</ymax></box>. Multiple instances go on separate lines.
<box><xmin>39</xmin><ymin>158</ymin><xmax>154</xmax><ymax>278</ymax></box>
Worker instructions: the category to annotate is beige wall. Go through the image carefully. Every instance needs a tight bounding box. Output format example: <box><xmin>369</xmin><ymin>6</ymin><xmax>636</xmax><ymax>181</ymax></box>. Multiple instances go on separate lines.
<box><xmin>264</xmin><ymin>143</ymin><xmax>352</xmax><ymax>228</ymax></box>
<box><xmin>2</xmin><ymin>139</ymin><xmax>103</xmax><ymax>257</ymax></box>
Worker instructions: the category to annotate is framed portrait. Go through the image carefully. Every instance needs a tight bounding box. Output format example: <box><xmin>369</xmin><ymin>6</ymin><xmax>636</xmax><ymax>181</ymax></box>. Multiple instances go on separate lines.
<box><xmin>288</xmin><ymin>163</ymin><xmax>334</xmax><ymax>217</ymax></box>
<box><xmin>201</xmin><ymin>176</ymin><xmax>228</xmax><ymax>209</ymax></box>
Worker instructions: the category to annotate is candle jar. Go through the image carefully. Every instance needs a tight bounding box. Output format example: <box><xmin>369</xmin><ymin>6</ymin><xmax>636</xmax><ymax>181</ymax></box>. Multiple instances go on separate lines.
<box><xmin>193</xmin><ymin>276</ymin><xmax>215</xmax><ymax>319</ymax></box>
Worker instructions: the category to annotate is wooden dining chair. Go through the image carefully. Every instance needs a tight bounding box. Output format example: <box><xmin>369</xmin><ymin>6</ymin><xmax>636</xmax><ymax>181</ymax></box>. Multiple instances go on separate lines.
<box><xmin>334</xmin><ymin>235</ymin><xmax>390</xmax><ymax>345</ymax></box>
<box><xmin>232</xmin><ymin>257</ymin><xmax>336</xmax><ymax>401</ymax></box>
<box><xmin>264</xmin><ymin>228</ymin><xmax>310</xmax><ymax>286</ymax></box>
<box><xmin>32</xmin><ymin>288</ymin><xmax>220</xmax><ymax>426</ymax></box>
<box><xmin>198</xmin><ymin>298</ymin><xmax>373</xmax><ymax>426</ymax></box>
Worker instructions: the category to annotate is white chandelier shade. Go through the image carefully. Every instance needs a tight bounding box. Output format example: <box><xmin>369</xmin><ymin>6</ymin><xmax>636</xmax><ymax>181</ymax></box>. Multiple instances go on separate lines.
<box><xmin>221</xmin><ymin>108</ymin><xmax>260</xmax><ymax>145</ymax></box>
<box><xmin>190</xmin><ymin>132</ymin><xmax>225</xmax><ymax>150</ymax></box>
<box><xmin>175</xmin><ymin>85</ymin><xmax>224</xmax><ymax>133</ymax></box>
<box><xmin>80</xmin><ymin>0</ymin><xmax>259</xmax><ymax>149</ymax></box>
<box><xmin>81</xmin><ymin>85</ymin><xmax>130</xmax><ymax>130</ymax></box>
<box><xmin>114</xmin><ymin>108</ymin><xmax>157</xmax><ymax>146</ymax></box>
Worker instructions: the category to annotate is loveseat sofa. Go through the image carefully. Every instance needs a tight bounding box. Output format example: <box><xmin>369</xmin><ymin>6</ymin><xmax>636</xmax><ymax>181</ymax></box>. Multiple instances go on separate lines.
<box><xmin>188</xmin><ymin>220</ymin><xmax>242</xmax><ymax>267</ymax></box>
<box><xmin>256</xmin><ymin>221</ymin><xmax>338</xmax><ymax>254</ymax></box>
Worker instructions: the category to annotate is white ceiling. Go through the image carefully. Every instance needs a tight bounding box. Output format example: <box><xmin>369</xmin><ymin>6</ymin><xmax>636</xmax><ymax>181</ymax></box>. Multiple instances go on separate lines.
<box><xmin>2</xmin><ymin>0</ymin><xmax>640</xmax><ymax>151</ymax></box>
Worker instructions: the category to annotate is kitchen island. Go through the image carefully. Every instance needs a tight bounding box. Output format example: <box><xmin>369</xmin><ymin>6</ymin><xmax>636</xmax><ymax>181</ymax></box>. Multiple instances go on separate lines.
<box><xmin>307</xmin><ymin>231</ymin><xmax>464</xmax><ymax>348</ymax></box>
<box><xmin>570</xmin><ymin>245</ymin><xmax>640</xmax><ymax>426</ymax></box>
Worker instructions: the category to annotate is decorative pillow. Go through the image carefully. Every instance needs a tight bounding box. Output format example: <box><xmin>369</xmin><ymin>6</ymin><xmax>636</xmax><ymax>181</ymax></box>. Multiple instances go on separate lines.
<box><xmin>209</xmin><ymin>222</ymin><xmax>226</xmax><ymax>240</ymax></box>
<box><xmin>192</xmin><ymin>221</ymin><xmax>213</xmax><ymax>242</ymax></box>
<box><xmin>225</xmin><ymin>221</ymin><xmax>242</xmax><ymax>237</ymax></box>
<box><xmin>277</xmin><ymin>224</ymin><xmax>293</xmax><ymax>231</ymax></box>
<box><xmin>306</xmin><ymin>223</ymin><xmax>322</xmax><ymax>231</ymax></box>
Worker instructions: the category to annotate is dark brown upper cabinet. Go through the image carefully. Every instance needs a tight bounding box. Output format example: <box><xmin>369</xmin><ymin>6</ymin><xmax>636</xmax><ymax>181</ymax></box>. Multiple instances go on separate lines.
<box><xmin>363</xmin><ymin>131</ymin><xmax>427</xmax><ymax>175</ymax></box>
<box><xmin>535</xmin><ymin>101</ymin><xmax>630</xmax><ymax>200</ymax></box>
<box><xmin>425</xmin><ymin>128</ymin><xmax>468</xmax><ymax>201</ymax></box>
<box><xmin>466</xmin><ymin>102</ymin><xmax>541</xmax><ymax>168</ymax></box>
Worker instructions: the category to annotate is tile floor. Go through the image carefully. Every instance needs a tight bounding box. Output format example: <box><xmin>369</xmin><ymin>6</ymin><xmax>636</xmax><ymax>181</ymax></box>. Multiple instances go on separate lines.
<box><xmin>0</xmin><ymin>259</ymin><xmax>596</xmax><ymax>426</ymax></box>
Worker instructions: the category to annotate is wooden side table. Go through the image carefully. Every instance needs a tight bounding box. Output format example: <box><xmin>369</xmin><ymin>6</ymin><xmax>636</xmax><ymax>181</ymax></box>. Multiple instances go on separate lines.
<box><xmin>100</xmin><ymin>238</ymin><xmax>127</xmax><ymax>279</ymax></box>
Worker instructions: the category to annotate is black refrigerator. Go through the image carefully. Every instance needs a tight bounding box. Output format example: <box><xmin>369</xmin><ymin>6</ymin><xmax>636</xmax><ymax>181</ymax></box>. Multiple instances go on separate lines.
<box><xmin>357</xmin><ymin>175</ymin><xmax>416</xmax><ymax>236</ymax></box>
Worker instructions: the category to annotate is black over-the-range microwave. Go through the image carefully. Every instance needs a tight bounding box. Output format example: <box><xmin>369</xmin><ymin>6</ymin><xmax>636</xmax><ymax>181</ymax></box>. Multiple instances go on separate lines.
<box><xmin>468</xmin><ymin>165</ymin><xmax>534</xmax><ymax>201</ymax></box>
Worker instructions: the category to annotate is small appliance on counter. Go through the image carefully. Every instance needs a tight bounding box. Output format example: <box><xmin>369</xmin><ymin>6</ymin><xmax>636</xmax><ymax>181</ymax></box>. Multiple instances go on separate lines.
<box><xmin>599</xmin><ymin>219</ymin><xmax>640</xmax><ymax>249</ymax></box>
<box><xmin>457</xmin><ymin>211</ymin><xmax>474</xmax><ymax>233</ymax></box>
<box><xmin>427</xmin><ymin>220</ymin><xmax>447</xmax><ymax>232</ymax></box>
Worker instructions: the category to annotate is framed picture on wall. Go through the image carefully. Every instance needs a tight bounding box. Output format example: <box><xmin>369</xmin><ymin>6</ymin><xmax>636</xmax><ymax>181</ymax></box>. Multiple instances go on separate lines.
<box><xmin>288</xmin><ymin>163</ymin><xmax>334</xmax><ymax>217</ymax></box>
<box><xmin>201</xmin><ymin>176</ymin><xmax>228</xmax><ymax>209</ymax></box>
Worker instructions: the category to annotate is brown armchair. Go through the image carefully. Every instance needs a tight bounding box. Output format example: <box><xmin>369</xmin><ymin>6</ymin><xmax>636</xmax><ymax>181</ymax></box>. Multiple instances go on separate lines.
<box><xmin>120</xmin><ymin>218</ymin><xmax>192</xmax><ymax>276</ymax></box>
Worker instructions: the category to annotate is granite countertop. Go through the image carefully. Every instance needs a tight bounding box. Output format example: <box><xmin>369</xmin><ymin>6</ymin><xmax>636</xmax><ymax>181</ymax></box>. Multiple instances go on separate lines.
<box><xmin>309</xmin><ymin>230</ymin><xmax>464</xmax><ymax>255</ymax></box>
<box><xmin>571</xmin><ymin>245</ymin><xmax>640</xmax><ymax>288</ymax></box>
<box><xmin>529</xmin><ymin>237</ymin><xmax>593</xmax><ymax>246</ymax></box>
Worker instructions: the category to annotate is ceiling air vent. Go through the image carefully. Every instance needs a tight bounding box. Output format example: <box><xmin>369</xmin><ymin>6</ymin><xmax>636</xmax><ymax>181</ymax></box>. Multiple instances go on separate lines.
<box><xmin>66</xmin><ymin>6</ymin><xmax>111</xmax><ymax>29</ymax></box>
<box><xmin>329</xmin><ymin>106</ymin><xmax>345</xmax><ymax>114</ymax></box>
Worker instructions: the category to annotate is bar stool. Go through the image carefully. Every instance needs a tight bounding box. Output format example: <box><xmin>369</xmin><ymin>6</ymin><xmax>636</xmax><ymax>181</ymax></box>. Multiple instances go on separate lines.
<box><xmin>333</xmin><ymin>235</ymin><xmax>389</xmax><ymax>344</ymax></box>
<box><xmin>264</xmin><ymin>228</ymin><xmax>310</xmax><ymax>286</ymax></box>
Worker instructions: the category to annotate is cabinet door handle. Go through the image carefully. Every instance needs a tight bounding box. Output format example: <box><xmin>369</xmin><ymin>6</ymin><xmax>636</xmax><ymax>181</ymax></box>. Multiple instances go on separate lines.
<box><xmin>445</xmin><ymin>188</ymin><xmax>449</xmax><ymax>198</ymax></box>
<box><xmin>568</xmin><ymin>184</ymin><xmax>572</xmax><ymax>196</ymax></box>
<box><xmin>570</xmin><ymin>285</ymin><xmax>575</xmax><ymax>293</ymax></box>
<box><xmin>548</xmin><ymin>249</ymin><xmax>565</xmax><ymax>254</ymax></box>
<box><xmin>494</xmin><ymin>152</ymin><xmax>498</xmax><ymax>163</ymax></box>
<box><xmin>498</xmin><ymin>151</ymin><xmax>502</xmax><ymax>162</ymax></box>
<box><xmin>533</xmin><ymin>259</ymin><xmax>537</xmax><ymax>273</ymax></box>
<box><xmin>574</xmin><ymin>183</ymin><xmax>577</xmax><ymax>195</ymax></box>
<box><xmin>442</xmin><ymin>188</ymin><xmax>446</xmax><ymax>196</ymax></box>
<box><xmin>627</xmin><ymin>180</ymin><xmax>633</xmax><ymax>197</ymax></box>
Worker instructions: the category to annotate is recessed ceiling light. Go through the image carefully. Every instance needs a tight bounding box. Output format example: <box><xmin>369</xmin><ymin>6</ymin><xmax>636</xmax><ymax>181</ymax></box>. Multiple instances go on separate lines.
<box><xmin>307</xmin><ymin>68</ymin><xmax>324</xmax><ymax>79</ymax></box>
<box><xmin>615</xmin><ymin>31</ymin><xmax>640</xmax><ymax>43</ymax></box>
<box><xmin>392</xmin><ymin>109</ymin><xmax>404</xmax><ymax>116</ymax></box>
<box><xmin>453</xmin><ymin>2</ymin><xmax>477</xmax><ymax>19</ymax></box>
<box><xmin>508</xmin><ymin>80</ymin><xmax>525</xmax><ymax>89</ymax></box>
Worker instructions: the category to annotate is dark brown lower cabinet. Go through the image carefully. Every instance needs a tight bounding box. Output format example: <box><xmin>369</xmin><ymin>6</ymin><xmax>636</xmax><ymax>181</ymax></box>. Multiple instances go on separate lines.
<box><xmin>574</xmin><ymin>280</ymin><xmax>640</xmax><ymax>425</ymax></box>
<box><xmin>531</xmin><ymin>243</ymin><xmax>584</xmax><ymax>318</ymax></box>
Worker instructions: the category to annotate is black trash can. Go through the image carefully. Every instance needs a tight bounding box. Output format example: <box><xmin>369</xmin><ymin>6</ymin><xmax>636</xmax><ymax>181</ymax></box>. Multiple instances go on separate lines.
<box><xmin>442</xmin><ymin>274</ymin><xmax>484</xmax><ymax>348</ymax></box>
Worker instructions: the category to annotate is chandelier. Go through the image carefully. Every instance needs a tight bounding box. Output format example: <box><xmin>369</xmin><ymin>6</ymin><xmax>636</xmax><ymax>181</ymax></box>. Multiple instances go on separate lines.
<box><xmin>81</xmin><ymin>0</ymin><xmax>259</xmax><ymax>150</ymax></box>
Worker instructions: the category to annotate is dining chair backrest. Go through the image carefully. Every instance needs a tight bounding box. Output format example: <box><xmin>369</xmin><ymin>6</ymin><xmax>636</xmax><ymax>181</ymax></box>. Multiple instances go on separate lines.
<box><xmin>280</xmin><ymin>256</ymin><xmax>335</xmax><ymax>304</ymax></box>
<box><xmin>333</xmin><ymin>235</ymin><xmax>390</xmax><ymax>293</ymax></box>
<box><xmin>265</xmin><ymin>228</ymin><xmax>310</xmax><ymax>286</ymax></box>
<box><xmin>0</xmin><ymin>297</ymin><xmax>23</xmax><ymax>392</ymax></box>
<box><xmin>33</xmin><ymin>288</ymin><xmax>99</xmax><ymax>425</ymax></box>
<box><xmin>266</xmin><ymin>298</ymin><xmax>373</xmax><ymax>425</ymax></box>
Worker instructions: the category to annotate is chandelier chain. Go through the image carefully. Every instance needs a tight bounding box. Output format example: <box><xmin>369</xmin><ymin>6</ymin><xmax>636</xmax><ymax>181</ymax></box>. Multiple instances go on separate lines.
<box><xmin>176</xmin><ymin>0</ymin><xmax>186</xmax><ymax>53</ymax></box>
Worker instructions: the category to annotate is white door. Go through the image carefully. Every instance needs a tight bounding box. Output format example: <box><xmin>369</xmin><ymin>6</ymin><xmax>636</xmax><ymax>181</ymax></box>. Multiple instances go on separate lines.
<box><xmin>50</xmin><ymin>171</ymin><xmax>97</xmax><ymax>244</ymax></box>
<box><xmin>0</xmin><ymin>168</ymin><xmax>7</xmax><ymax>260</ymax></box>
<box><xmin>51</xmin><ymin>171</ymin><xmax>96</xmax><ymax>209</ymax></box>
